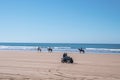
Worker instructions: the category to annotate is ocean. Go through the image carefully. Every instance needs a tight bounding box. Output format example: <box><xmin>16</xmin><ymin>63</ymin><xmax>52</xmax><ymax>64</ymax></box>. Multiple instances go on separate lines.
<box><xmin>0</xmin><ymin>43</ymin><xmax>120</xmax><ymax>54</ymax></box>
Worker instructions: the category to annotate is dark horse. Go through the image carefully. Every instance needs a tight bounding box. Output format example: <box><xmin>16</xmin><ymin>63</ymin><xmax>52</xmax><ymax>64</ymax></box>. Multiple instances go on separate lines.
<box><xmin>78</xmin><ymin>48</ymin><xmax>85</xmax><ymax>53</ymax></box>
<box><xmin>48</xmin><ymin>48</ymin><xmax>52</xmax><ymax>53</ymax></box>
<box><xmin>37</xmin><ymin>47</ymin><xmax>41</xmax><ymax>52</ymax></box>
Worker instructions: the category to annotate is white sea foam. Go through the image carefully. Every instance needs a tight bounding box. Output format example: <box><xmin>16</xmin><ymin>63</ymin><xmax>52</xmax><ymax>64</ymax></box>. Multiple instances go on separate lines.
<box><xmin>54</xmin><ymin>47</ymin><xmax>71</xmax><ymax>49</ymax></box>
<box><xmin>0</xmin><ymin>46</ymin><xmax>36</xmax><ymax>50</ymax></box>
<box><xmin>86</xmin><ymin>48</ymin><xmax>120</xmax><ymax>53</ymax></box>
<box><xmin>0</xmin><ymin>45</ymin><xmax>78</xmax><ymax>52</ymax></box>
<box><xmin>0</xmin><ymin>45</ymin><xmax>120</xmax><ymax>53</ymax></box>
<box><xmin>53</xmin><ymin>47</ymin><xmax>78</xmax><ymax>52</ymax></box>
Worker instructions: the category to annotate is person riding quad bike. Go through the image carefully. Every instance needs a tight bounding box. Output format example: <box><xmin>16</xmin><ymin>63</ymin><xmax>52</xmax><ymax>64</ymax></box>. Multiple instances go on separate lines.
<box><xmin>61</xmin><ymin>53</ymin><xmax>73</xmax><ymax>63</ymax></box>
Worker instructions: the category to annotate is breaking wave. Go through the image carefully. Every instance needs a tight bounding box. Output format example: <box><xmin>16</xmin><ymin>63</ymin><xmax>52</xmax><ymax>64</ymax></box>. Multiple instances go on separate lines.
<box><xmin>0</xmin><ymin>45</ymin><xmax>120</xmax><ymax>54</ymax></box>
<box><xmin>86</xmin><ymin>48</ymin><xmax>120</xmax><ymax>53</ymax></box>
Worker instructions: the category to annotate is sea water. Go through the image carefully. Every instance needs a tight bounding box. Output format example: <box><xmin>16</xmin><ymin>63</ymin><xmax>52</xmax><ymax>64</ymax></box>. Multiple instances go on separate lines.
<box><xmin>0</xmin><ymin>43</ymin><xmax>120</xmax><ymax>54</ymax></box>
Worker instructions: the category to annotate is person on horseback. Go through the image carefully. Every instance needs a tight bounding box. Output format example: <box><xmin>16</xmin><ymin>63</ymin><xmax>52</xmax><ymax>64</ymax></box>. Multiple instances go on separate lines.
<box><xmin>37</xmin><ymin>47</ymin><xmax>41</xmax><ymax>52</ymax></box>
<box><xmin>48</xmin><ymin>47</ymin><xmax>52</xmax><ymax>53</ymax></box>
<box><xmin>78</xmin><ymin>48</ymin><xmax>85</xmax><ymax>53</ymax></box>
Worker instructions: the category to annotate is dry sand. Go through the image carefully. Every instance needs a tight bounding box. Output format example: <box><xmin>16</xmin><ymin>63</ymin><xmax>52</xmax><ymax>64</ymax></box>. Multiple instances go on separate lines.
<box><xmin>0</xmin><ymin>51</ymin><xmax>120</xmax><ymax>80</ymax></box>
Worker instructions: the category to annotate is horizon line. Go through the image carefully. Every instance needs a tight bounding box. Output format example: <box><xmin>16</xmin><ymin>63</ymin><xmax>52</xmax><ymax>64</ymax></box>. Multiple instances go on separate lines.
<box><xmin>0</xmin><ymin>42</ymin><xmax>120</xmax><ymax>44</ymax></box>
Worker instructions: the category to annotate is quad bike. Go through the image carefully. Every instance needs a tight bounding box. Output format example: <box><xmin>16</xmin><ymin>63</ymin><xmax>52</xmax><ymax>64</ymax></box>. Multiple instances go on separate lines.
<box><xmin>61</xmin><ymin>53</ymin><xmax>73</xmax><ymax>63</ymax></box>
<box><xmin>61</xmin><ymin>56</ymin><xmax>73</xmax><ymax>63</ymax></box>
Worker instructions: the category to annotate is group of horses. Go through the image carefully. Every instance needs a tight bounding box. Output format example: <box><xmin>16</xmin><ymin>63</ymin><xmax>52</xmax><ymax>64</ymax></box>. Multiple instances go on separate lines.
<box><xmin>37</xmin><ymin>47</ymin><xmax>52</xmax><ymax>53</ymax></box>
<box><xmin>37</xmin><ymin>47</ymin><xmax>85</xmax><ymax>53</ymax></box>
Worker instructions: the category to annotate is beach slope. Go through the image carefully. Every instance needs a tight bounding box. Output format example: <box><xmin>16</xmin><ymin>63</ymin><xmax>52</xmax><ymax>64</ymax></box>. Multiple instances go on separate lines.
<box><xmin>0</xmin><ymin>51</ymin><xmax>120</xmax><ymax>80</ymax></box>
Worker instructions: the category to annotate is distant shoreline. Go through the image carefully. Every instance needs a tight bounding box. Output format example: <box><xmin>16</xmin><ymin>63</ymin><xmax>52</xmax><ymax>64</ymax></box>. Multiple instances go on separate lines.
<box><xmin>0</xmin><ymin>50</ymin><xmax>120</xmax><ymax>55</ymax></box>
<box><xmin>0</xmin><ymin>43</ymin><xmax>120</xmax><ymax>54</ymax></box>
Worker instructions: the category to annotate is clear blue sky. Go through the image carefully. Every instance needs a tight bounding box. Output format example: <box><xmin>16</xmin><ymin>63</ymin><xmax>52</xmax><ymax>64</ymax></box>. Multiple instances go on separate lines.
<box><xmin>0</xmin><ymin>0</ymin><xmax>120</xmax><ymax>43</ymax></box>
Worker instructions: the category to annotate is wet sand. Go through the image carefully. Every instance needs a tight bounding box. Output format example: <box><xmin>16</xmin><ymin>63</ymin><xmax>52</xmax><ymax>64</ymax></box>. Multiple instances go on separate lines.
<box><xmin>0</xmin><ymin>51</ymin><xmax>120</xmax><ymax>80</ymax></box>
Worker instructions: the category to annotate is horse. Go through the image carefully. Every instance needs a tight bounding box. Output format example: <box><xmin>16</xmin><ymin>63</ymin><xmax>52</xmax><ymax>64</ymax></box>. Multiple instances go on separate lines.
<box><xmin>78</xmin><ymin>48</ymin><xmax>85</xmax><ymax>53</ymax></box>
<box><xmin>48</xmin><ymin>48</ymin><xmax>52</xmax><ymax>53</ymax></box>
<box><xmin>37</xmin><ymin>47</ymin><xmax>41</xmax><ymax>52</ymax></box>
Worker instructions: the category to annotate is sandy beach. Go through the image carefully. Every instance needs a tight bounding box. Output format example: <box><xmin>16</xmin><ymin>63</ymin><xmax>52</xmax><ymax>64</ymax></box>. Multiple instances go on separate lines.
<box><xmin>0</xmin><ymin>51</ymin><xmax>120</xmax><ymax>80</ymax></box>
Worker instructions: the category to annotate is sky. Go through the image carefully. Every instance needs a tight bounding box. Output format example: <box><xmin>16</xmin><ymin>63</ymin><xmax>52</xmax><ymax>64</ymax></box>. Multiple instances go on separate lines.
<box><xmin>0</xmin><ymin>0</ymin><xmax>120</xmax><ymax>43</ymax></box>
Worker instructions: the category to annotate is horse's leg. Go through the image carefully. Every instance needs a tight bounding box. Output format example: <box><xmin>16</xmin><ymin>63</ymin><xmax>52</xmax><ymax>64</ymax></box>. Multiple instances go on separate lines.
<box><xmin>83</xmin><ymin>50</ymin><xmax>85</xmax><ymax>53</ymax></box>
<box><xmin>48</xmin><ymin>49</ymin><xmax>50</xmax><ymax>52</ymax></box>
